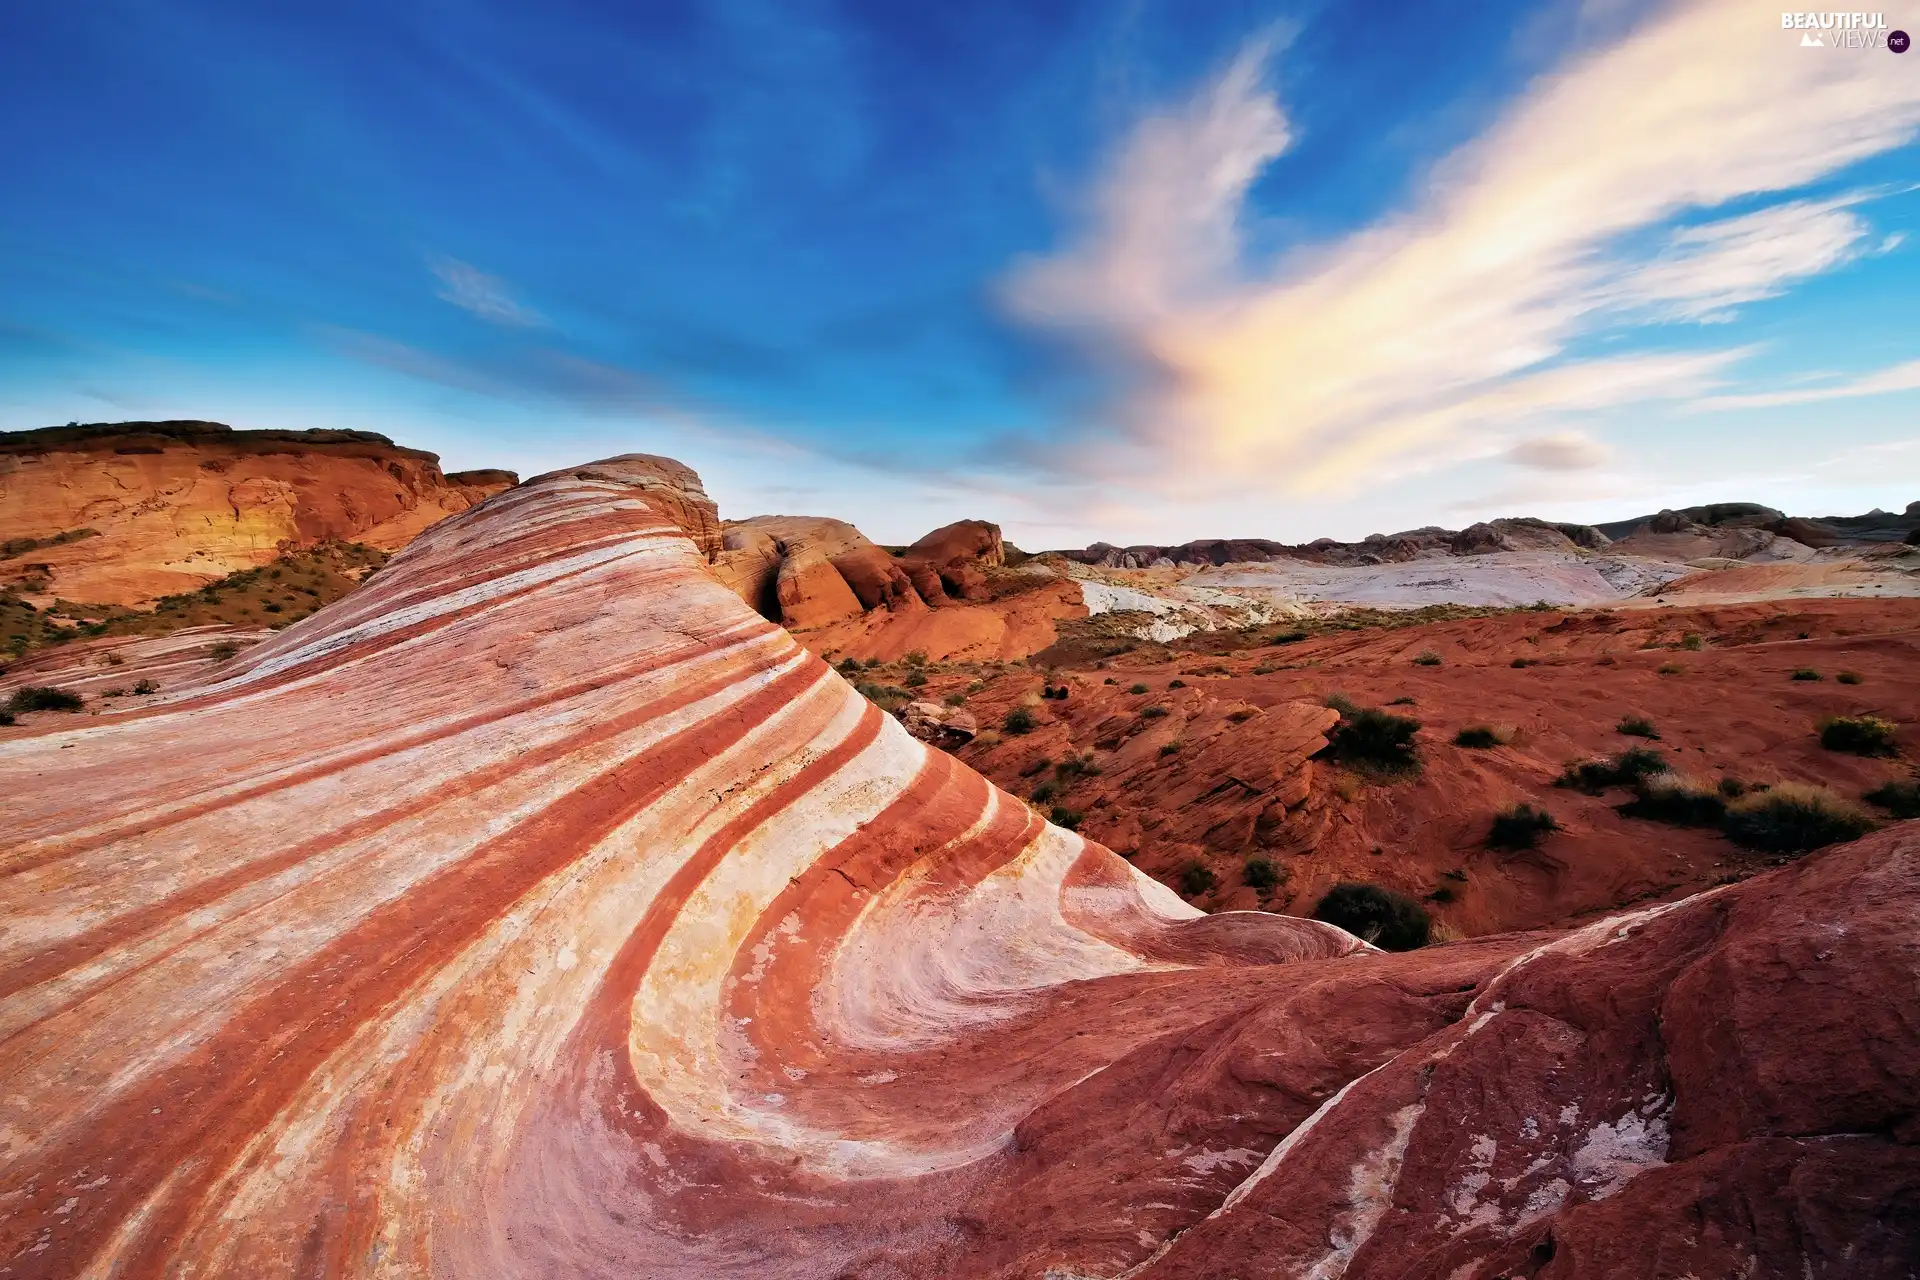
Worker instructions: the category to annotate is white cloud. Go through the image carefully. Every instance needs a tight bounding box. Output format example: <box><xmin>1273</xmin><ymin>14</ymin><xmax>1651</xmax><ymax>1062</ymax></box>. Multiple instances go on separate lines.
<box><xmin>430</xmin><ymin>258</ymin><xmax>546</xmax><ymax>327</ymax></box>
<box><xmin>1002</xmin><ymin>0</ymin><xmax>1920</xmax><ymax>497</ymax></box>
<box><xmin>1504</xmin><ymin>431</ymin><xmax>1613</xmax><ymax>471</ymax></box>
<box><xmin>1001</xmin><ymin>41</ymin><xmax>1291</xmax><ymax>331</ymax></box>
<box><xmin>1692</xmin><ymin>358</ymin><xmax>1920</xmax><ymax>410</ymax></box>
<box><xmin>1609</xmin><ymin>196</ymin><xmax>1871</xmax><ymax>321</ymax></box>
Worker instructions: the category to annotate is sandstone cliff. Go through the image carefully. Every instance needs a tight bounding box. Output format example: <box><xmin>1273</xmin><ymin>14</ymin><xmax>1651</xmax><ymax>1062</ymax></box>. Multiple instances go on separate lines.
<box><xmin>0</xmin><ymin>454</ymin><xmax>1912</xmax><ymax>1277</ymax></box>
<box><xmin>0</xmin><ymin>420</ymin><xmax>516</xmax><ymax>604</ymax></box>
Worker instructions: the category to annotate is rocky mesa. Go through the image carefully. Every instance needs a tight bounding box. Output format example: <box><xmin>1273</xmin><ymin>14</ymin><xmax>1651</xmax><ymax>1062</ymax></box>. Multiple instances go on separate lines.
<box><xmin>2</xmin><ymin>453</ymin><xmax>1914</xmax><ymax>1278</ymax></box>
<box><xmin>0</xmin><ymin>420</ymin><xmax>517</xmax><ymax>605</ymax></box>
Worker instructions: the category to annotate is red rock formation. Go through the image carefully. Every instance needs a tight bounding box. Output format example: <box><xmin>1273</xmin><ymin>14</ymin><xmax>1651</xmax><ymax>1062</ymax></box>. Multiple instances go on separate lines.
<box><xmin>1</xmin><ymin>456</ymin><xmax>1912</xmax><ymax>1278</ymax></box>
<box><xmin>0</xmin><ymin>421</ymin><xmax>516</xmax><ymax>605</ymax></box>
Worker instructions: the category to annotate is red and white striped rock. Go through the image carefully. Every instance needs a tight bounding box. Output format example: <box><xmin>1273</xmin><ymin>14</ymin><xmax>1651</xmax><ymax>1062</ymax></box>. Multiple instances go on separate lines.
<box><xmin>1</xmin><ymin>456</ymin><xmax>1913</xmax><ymax>1279</ymax></box>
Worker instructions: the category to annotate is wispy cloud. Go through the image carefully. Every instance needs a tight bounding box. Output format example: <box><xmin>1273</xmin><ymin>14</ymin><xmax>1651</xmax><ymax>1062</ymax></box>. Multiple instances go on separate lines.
<box><xmin>1503</xmin><ymin>431</ymin><xmax>1612</xmax><ymax>471</ymax></box>
<box><xmin>1002</xmin><ymin>0</ymin><xmax>1920</xmax><ymax>496</ymax></box>
<box><xmin>1692</xmin><ymin>358</ymin><xmax>1920</xmax><ymax>410</ymax></box>
<box><xmin>430</xmin><ymin>258</ymin><xmax>546</xmax><ymax>327</ymax></box>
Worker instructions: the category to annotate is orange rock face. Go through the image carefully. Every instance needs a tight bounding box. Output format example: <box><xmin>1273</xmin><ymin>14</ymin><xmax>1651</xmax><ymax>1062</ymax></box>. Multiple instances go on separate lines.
<box><xmin>0</xmin><ymin>421</ymin><xmax>516</xmax><ymax>605</ymax></box>
<box><xmin>1</xmin><ymin>456</ymin><xmax>1913</xmax><ymax>1278</ymax></box>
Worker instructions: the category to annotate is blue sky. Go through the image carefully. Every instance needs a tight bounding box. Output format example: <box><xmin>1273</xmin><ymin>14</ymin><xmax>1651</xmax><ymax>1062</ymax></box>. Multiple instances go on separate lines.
<box><xmin>2</xmin><ymin>0</ymin><xmax>1918</xmax><ymax>547</ymax></box>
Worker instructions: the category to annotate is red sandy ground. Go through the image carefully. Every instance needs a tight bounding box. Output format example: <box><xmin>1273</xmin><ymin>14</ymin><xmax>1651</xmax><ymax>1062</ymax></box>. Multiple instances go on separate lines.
<box><xmin>922</xmin><ymin>597</ymin><xmax>1920</xmax><ymax>936</ymax></box>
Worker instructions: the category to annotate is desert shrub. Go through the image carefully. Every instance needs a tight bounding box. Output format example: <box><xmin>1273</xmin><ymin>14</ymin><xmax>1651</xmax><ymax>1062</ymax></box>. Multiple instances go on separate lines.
<box><xmin>1140</xmin><ymin>705</ymin><xmax>1170</xmax><ymax>719</ymax></box>
<box><xmin>102</xmin><ymin>687</ymin><xmax>126</xmax><ymax>697</ymax></box>
<box><xmin>1227</xmin><ymin>707</ymin><xmax>1259</xmax><ymax>723</ymax></box>
<box><xmin>208</xmin><ymin>641</ymin><xmax>240</xmax><ymax>661</ymax></box>
<box><xmin>1271</xmin><ymin>630</ymin><xmax>1308</xmax><ymax>645</ymax></box>
<box><xmin>1411</xmin><ymin>651</ymin><xmax>1442</xmax><ymax>666</ymax></box>
<box><xmin>1427</xmin><ymin>885</ymin><xmax>1456</xmax><ymax>903</ymax></box>
<box><xmin>903</xmin><ymin>650</ymin><xmax>927</xmax><ymax>667</ymax></box>
<box><xmin>1556</xmin><ymin>746</ymin><xmax>1671</xmax><ymax>793</ymax></box>
<box><xmin>1054</xmin><ymin>756</ymin><xmax>1100</xmax><ymax>783</ymax></box>
<box><xmin>1679</xmin><ymin>633</ymin><xmax>1704</xmax><ymax>651</ymax></box>
<box><xmin>1103</xmin><ymin>676</ymin><xmax>1116</xmax><ymax>685</ymax></box>
<box><xmin>1311</xmin><ymin>883</ymin><xmax>1430</xmax><ymax>951</ymax></box>
<box><xmin>1387</xmin><ymin>695</ymin><xmax>1416</xmax><ymax>706</ymax></box>
<box><xmin>1178</xmin><ymin>861</ymin><xmax>1217</xmax><ymax>897</ymax></box>
<box><xmin>1718</xmin><ymin>776</ymin><xmax>1751</xmax><ymax>799</ymax></box>
<box><xmin>1616</xmin><ymin>716</ymin><xmax>1659</xmax><ymax>739</ymax></box>
<box><xmin>103</xmin><ymin>652</ymin><xmax>124</xmax><ymax>666</ymax></box>
<box><xmin>1020</xmin><ymin>756</ymin><xmax>1052</xmax><ymax>777</ymax></box>
<box><xmin>0</xmin><ymin>710</ymin><xmax>13</xmax><ymax>725</ymax></box>
<box><xmin>1159</xmin><ymin>742</ymin><xmax>1182</xmax><ymax>757</ymax></box>
<box><xmin>1487</xmin><ymin>804</ymin><xmax>1558</xmax><ymax>850</ymax></box>
<box><xmin>1454</xmin><ymin>725</ymin><xmax>1502</xmax><ymax>749</ymax></box>
<box><xmin>1511</xmin><ymin>657</ymin><xmax>1539</xmax><ymax>668</ymax></box>
<box><xmin>864</xmin><ymin>656</ymin><xmax>884</xmax><ymax>669</ymax></box>
<box><xmin>1325</xmin><ymin>706</ymin><xmax>1421</xmax><ymax>775</ymax></box>
<box><xmin>1820</xmin><ymin>715</ymin><xmax>1899</xmax><ymax>757</ymax></box>
<box><xmin>1030</xmin><ymin>782</ymin><xmax>1056</xmax><ymax>803</ymax></box>
<box><xmin>902</xmin><ymin>670</ymin><xmax>928</xmax><ymax>688</ymax></box>
<box><xmin>1167</xmin><ymin>678</ymin><xmax>1186</xmax><ymax>689</ymax></box>
<box><xmin>1251</xmin><ymin>664</ymin><xmax>1277</xmax><ymax>675</ymax></box>
<box><xmin>1049</xmin><ymin>805</ymin><xmax>1083</xmax><ymax>831</ymax></box>
<box><xmin>132</xmin><ymin>679</ymin><xmax>158</xmax><ymax>695</ymax></box>
<box><xmin>836</xmin><ymin>657</ymin><xmax>862</xmax><ymax>675</ymax></box>
<box><xmin>7</xmin><ymin>685</ymin><xmax>82</xmax><ymax>712</ymax></box>
<box><xmin>943</xmin><ymin>692</ymin><xmax>967</xmax><ymax>707</ymax></box>
<box><xmin>1128</xmin><ymin>683</ymin><xmax>1149</xmax><ymax>695</ymax></box>
<box><xmin>855</xmin><ymin>681</ymin><xmax>914</xmax><ymax>712</ymax></box>
<box><xmin>1003</xmin><ymin>706</ymin><xmax>1036</xmax><ymax>735</ymax></box>
<box><xmin>1791</xmin><ymin>668</ymin><xmax>1821</xmax><ymax>682</ymax></box>
<box><xmin>1723</xmin><ymin>783</ymin><xmax>1875</xmax><ymax>855</ymax></box>
<box><xmin>1243</xmin><ymin>855</ymin><xmax>1284</xmax><ymax>891</ymax></box>
<box><xmin>1837</xmin><ymin>671</ymin><xmax>1864</xmax><ymax>685</ymax></box>
<box><xmin>1618</xmin><ymin>774</ymin><xmax>1727</xmax><ymax>827</ymax></box>
<box><xmin>1863</xmin><ymin>779</ymin><xmax>1920</xmax><ymax>819</ymax></box>
<box><xmin>1657</xmin><ymin>663</ymin><xmax>1683</xmax><ymax>676</ymax></box>
<box><xmin>263</xmin><ymin>603</ymin><xmax>282</xmax><ymax>614</ymax></box>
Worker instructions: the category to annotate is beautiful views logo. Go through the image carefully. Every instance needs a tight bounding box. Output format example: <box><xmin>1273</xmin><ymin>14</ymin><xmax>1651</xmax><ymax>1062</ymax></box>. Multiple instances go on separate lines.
<box><xmin>1781</xmin><ymin>12</ymin><xmax>1908</xmax><ymax>49</ymax></box>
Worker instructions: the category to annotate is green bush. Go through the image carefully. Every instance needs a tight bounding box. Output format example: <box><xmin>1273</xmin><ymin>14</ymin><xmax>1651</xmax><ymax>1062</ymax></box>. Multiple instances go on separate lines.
<box><xmin>1679</xmin><ymin>633</ymin><xmax>1704</xmax><ymax>651</ymax></box>
<box><xmin>1511</xmin><ymin>657</ymin><xmax>1538</xmax><ymax>668</ymax></box>
<box><xmin>1128</xmin><ymin>683</ymin><xmax>1149</xmax><ymax>695</ymax></box>
<box><xmin>1049</xmin><ymin>805</ymin><xmax>1084</xmax><ymax>831</ymax></box>
<box><xmin>1140</xmin><ymin>705</ymin><xmax>1170</xmax><ymax>719</ymax></box>
<box><xmin>1178</xmin><ymin>860</ymin><xmax>1217</xmax><ymax>897</ymax></box>
<box><xmin>1453</xmin><ymin>726</ymin><xmax>1501</xmax><ymax>749</ymax></box>
<box><xmin>903</xmin><ymin>650</ymin><xmax>927</xmax><ymax>667</ymax></box>
<box><xmin>1158</xmin><ymin>741</ymin><xmax>1181</xmax><ymax>757</ymax></box>
<box><xmin>836</xmin><ymin>657</ymin><xmax>862</xmax><ymax>675</ymax></box>
<box><xmin>1616</xmin><ymin>716</ymin><xmax>1659</xmax><ymax>739</ymax></box>
<box><xmin>1243</xmin><ymin>855</ymin><xmax>1284</xmax><ymax>891</ymax></box>
<box><xmin>1657</xmin><ymin>663</ymin><xmax>1683</xmax><ymax>676</ymax></box>
<box><xmin>902</xmin><ymin>670</ymin><xmax>928</xmax><ymax>688</ymax></box>
<box><xmin>1271</xmin><ymin>630</ymin><xmax>1308</xmax><ymax>645</ymax></box>
<box><xmin>1791</xmin><ymin>668</ymin><xmax>1821</xmax><ymax>682</ymax></box>
<box><xmin>1837</xmin><ymin>671</ymin><xmax>1864</xmax><ymax>685</ymax></box>
<box><xmin>1487</xmin><ymin>804</ymin><xmax>1558</xmax><ymax>850</ymax></box>
<box><xmin>1718</xmin><ymin>776</ymin><xmax>1751</xmax><ymax>799</ymax></box>
<box><xmin>7</xmin><ymin>685</ymin><xmax>82</xmax><ymax>712</ymax></box>
<box><xmin>1863</xmin><ymin>779</ymin><xmax>1920</xmax><ymax>820</ymax></box>
<box><xmin>1167</xmin><ymin>678</ymin><xmax>1186</xmax><ymax>689</ymax></box>
<box><xmin>1029</xmin><ymin>782</ymin><xmax>1056</xmax><ymax>803</ymax></box>
<box><xmin>1556</xmin><ymin>746</ymin><xmax>1670</xmax><ymax>794</ymax></box>
<box><xmin>943</xmin><ymin>692</ymin><xmax>967</xmax><ymax>707</ymax></box>
<box><xmin>1325</xmin><ymin>706</ymin><xmax>1422</xmax><ymax>775</ymax></box>
<box><xmin>131</xmin><ymin>679</ymin><xmax>158</xmax><ymax>695</ymax></box>
<box><xmin>1311</xmin><ymin>882</ymin><xmax>1430</xmax><ymax>950</ymax></box>
<box><xmin>1819</xmin><ymin>715</ymin><xmax>1898</xmax><ymax>757</ymax></box>
<box><xmin>854</xmin><ymin>681</ymin><xmax>914</xmax><ymax>712</ymax></box>
<box><xmin>1003</xmin><ymin>706</ymin><xmax>1036</xmax><ymax>734</ymax></box>
<box><xmin>1723</xmin><ymin>783</ymin><xmax>1875</xmax><ymax>855</ymax></box>
<box><xmin>1411</xmin><ymin>650</ymin><xmax>1442</xmax><ymax>666</ymax></box>
<box><xmin>1618</xmin><ymin>774</ymin><xmax>1726</xmax><ymax>827</ymax></box>
<box><xmin>208</xmin><ymin>641</ymin><xmax>239</xmax><ymax>661</ymax></box>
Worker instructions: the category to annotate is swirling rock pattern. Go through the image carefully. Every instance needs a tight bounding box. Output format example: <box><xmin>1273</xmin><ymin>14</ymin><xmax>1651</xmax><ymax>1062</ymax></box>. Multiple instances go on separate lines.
<box><xmin>2</xmin><ymin>457</ymin><xmax>1915</xmax><ymax>1279</ymax></box>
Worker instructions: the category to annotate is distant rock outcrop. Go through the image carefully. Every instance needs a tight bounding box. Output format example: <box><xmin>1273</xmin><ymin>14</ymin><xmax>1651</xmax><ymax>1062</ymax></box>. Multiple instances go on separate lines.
<box><xmin>714</xmin><ymin>514</ymin><xmax>1010</xmax><ymax>630</ymax></box>
<box><xmin>0</xmin><ymin>420</ymin><xmax>516</xmax><ymax>604</ymax></box>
